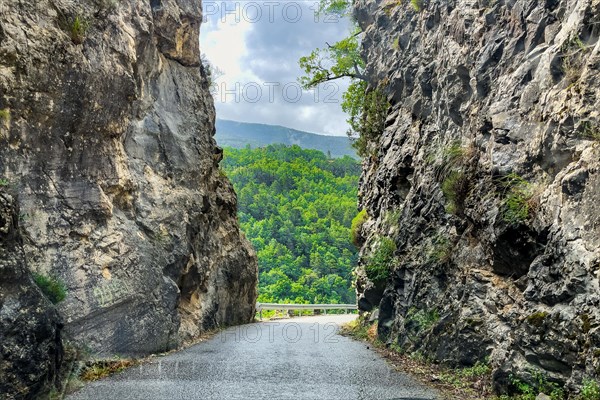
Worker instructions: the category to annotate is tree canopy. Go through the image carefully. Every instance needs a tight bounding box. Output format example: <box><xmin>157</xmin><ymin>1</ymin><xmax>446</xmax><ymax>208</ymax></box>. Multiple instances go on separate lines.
<box><xmin>221</xmin><ymin>144</ymin><xmax>360</xmax><ymax>304</ymax></box>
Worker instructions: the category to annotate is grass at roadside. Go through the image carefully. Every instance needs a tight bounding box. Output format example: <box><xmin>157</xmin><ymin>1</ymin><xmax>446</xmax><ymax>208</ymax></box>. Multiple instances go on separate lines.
<box><xmin>340</xmin><ymin>318</ymin><xmax>600</xmax><ymax>400</ymax></box>
<box><xmin>56</xmin><ymin>328</ymin><xmax>223</xmax><ymax>398</ymax></box>
<box><xmin>339</xmin><ymin>317</ymin><xmax>494</xmax><ymax>400</ymax></box>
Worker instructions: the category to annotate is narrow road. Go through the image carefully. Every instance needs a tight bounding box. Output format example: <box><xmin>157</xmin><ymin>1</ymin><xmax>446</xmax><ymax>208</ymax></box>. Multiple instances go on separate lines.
<box><xmin>68</xmin><ymin>315</ymin><xmax>438</xmax><ymax>400</ymax></box>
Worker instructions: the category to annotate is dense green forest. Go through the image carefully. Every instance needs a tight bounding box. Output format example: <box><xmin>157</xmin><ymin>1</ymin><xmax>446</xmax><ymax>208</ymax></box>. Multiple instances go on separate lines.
<box><xmin>221</xmin><ymin>145</ymin><xmax>360</xmax><ymax>304</ymax></box>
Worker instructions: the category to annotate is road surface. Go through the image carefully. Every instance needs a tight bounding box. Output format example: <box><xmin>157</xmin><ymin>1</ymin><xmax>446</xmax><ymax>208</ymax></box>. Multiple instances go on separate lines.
<box><xmin>68</xmin><ymin>315</ymin><xmax>438</xmax><ymax>400</ymax></box>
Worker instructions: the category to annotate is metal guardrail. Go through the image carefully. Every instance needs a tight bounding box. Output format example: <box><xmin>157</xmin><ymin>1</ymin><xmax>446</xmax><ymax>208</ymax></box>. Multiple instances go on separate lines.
<box><xmin>256</xmin><ymin>303</ymin><xmax>357</xmax><ymax>319</ymax></box>
<box><xmin>257</xmin><ymin>303</ymin><xmax>357</xmax><ymax>311</ymax></box>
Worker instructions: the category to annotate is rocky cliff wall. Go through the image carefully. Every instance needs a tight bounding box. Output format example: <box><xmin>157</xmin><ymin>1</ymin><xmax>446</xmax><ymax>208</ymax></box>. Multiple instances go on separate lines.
<box><xmin>0</xmin><ymin>0</ymin><xmax>257</xmax><ymax>359</ymax></box>
<box><xmin>0</xmin><ymin>188</ymin><xmax>63</xmax><ymax>399</ymax></box>
<box><xmin>354</xmin><ymin>0</ymin><xmax>600</xmax><ymax>393</ymax></box>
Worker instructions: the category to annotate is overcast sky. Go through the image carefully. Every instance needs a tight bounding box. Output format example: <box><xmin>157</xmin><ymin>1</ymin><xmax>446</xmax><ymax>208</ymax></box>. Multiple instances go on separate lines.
<box><xmin>200</xmin><ymin>0</ymin><xmax>353</xmax><ymax>136</ymax></box>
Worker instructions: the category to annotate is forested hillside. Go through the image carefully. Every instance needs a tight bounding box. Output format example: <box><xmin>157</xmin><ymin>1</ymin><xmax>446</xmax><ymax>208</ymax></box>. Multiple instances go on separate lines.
<box><xmin>221</xmin><ymin>145</ymin><xmax>360</xmax><ymax>304</ymax></box>
<box><xmin>216</xmin><ymin>119</ymin><xmax>357</xmax><ymax>159</ymax></box>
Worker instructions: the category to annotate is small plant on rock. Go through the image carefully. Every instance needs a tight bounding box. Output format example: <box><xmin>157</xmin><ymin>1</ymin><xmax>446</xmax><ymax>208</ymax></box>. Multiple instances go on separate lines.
<box><xmin>458</xmin><ymin>361</ymin><xmax>491</xmax><ymax>379</ymax></box>
<box><xmin>498</xmin><ymin>173</ymin><xmax>540</xmax><ymax>225</ymax></box>
<box><xmin>382</xmin><ymin>208</ymin><xmax>402</xmax><ymax>227</ymax></box>
<box><xmin>33</xmin><ymin>273</ymin><xmax>67</xmax><ymax>304</ymax></box>
<box><xmin>389</xmin><ymin>342</ymin><xmax>403</xmax><ymax>354</ymax></box>
<box><xmin>561</xmin><ymin>35</ymin><xmax>588</xmax><ymax>85</ymax></box>
<box><xmin>69</xmin><ymin>16</ymin><xmax>89</xmax><ymax>45</ymax></box>
<box><xmin>510</xmin><ymin>370</ymin><xmax>565</xmax><ymax>400</ymax></box>
<box><xmin>405</xmin><ymin>307</ymin><xmax>440</xmax><ymax>332</ymax></box>
<box><xmin>350</xmin><ymin>209</ymin><xmax>368</xmax><ymax>247</ymax></box>
<box><xmin>364</xmin><ymin>236</ymin><xmax>396</xmax><ymax>282</ymax></box>
<box><xmin>343</xmin><ymin>84</ymin><xmax>389</xmax><ymax>158</ymax></box>
<box><xmin>428</xmin><ymin>235</ymin><xmax>453</xmax><ymax>264</ymax></box>
<box><xmin>0</xmin><ymin>108</ymin><xmax>10</xmax><ymax>122</ymax></box>
<box><xmin>442</xmin><ymin>171</ymin><xmax>470</xmax><ymax>214</ymax></box>
<box><xmin>411</xmin><ymin>0</ymin><xmax>424</xmax><ymax>11</ymax></box>
<box><xmin>526</xmin><ymin>311</ymin><xmax>549</xmax><ymax>327</ymax></box>
<box><xmin>579</xmin><ymin>379</ymin><xmax>600</xmax><ymax>400</ymax></box>
<box><xmin>383</xmin><ymin>0</ymin><xmax>403</xmax><ymax>15</ymax></box>
<box><xmin>579</xmin><ymin>121</ymin><xmax>600</xmax><ymax>142</ymax></box>
<box><xmin>438</xmin><ymin>141</ymin><xmax>475</xmax><ymax>215</ymax></box>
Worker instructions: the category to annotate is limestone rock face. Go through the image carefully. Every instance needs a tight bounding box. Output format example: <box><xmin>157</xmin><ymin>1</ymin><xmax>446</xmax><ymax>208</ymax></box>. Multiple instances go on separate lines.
<box><xmin>0</xmin><ymin>0</ymin><xmax>257</xmax><ymax>357</ymax></box>
<box><xmin>354</xmin><ymin>0</ymin><xmax>599</xmax><ymax>392</ymax></box>
<box><xmin>0</xmin><ymin>189</ymin><xmax>63</xmax><ymax>399</ymax></box>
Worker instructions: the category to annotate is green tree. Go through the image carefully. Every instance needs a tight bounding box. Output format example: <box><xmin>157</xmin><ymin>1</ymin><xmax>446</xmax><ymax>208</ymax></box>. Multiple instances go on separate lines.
<box><xmin>298</xmin><ymin>28</ymin><xmax>366</xmax><ymax>88</ymax></box>
<box><xmin>298</xmin><ymin>0</ymin><xmax>389</xmax><ymax>157</ymax></box>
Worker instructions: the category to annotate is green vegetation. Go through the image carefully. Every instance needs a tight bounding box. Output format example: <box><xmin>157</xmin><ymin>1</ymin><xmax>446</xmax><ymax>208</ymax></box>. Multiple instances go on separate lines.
<box><xmin>580</xmin><ymin>121</ymin><xmax>600</xmax><ymax>142</ymax></box>
<box><xmin>438</xmin><ymin>142</ymin><xmax>474</xmax><ymax>215</ymax></box>
<box><xmin>507</xmin><ymin>371</ymin><xmax>565</xmax><ymax>400</ymax></box>
<box><xmin>428</xmin><ymin>235</ymin><xmax>453</xmax><ymax>264</ymax></box>
<box><xmin>0</xmin><ymin>178</ymin><xmax>9</xmax><ymax>187</ymax></box>
<box><xmin>341</xmin><ymin>318</ymin><xmax>495</xmax><ymax>398</ymax></box>
<box><xmin>437</xmin><ymin>361</ymin><xmax>492</xmax><ymax>389</ymax></box>
<box><xmin>364</xmin><ymin>236</ymin><xmax>396</xmax><ymax>283</ymax></box>
<box><xmin>441</xmin><ymin>171</ymin><xmax>470</xmax><ymax>214</ymax></box>
<box><xmin>80</xmin><ymin>358</ymin><xmax>136</xmax><ymax>381</ymax></box>
<box><xmin>458</xmin><ymin>361</ymin><xmax>492</xmax><ymax>379</ymax></box>
<box><xmin>526</xmin><ymin>311</ymin><xmax>549</xmax><ymax>327</ymax></box>
<box><xmin>340</xmin><ymin>317</ymin><xmax>372</xmax><ymax>340</ymax></box>
<box><xmin>561</xmin><ymin>35</ymin><xmax>587</xmax><ymax>84</ymax></box>
<box><xmin>405</xmin><ymin>307</ymin><xmax>440</xmax><ymax>332</ymax></box>
<box><xmin>0</xmin><ymin>108</ymin><xmax>9</xmax><ymax>140</ymax></box>
<box><xmin>340</xmin><ymin>314</ymin><xmax>378</xmax><ymax>341</ymax></box>
<box><xmin>389</xmin><ymin>342</ymin><xmax>403</xmax><ymax>354</ymax></box>
<box><xmin>579</xmin><ymin>379</ymin><xmax>600</xmax><ymax>400</ymax></box>
<box><xmin>499</xmin><ymin>173</ymin><xmax>539</xmax><ymax>225</ymax></box>
<box><xmin>491</xmin><ymin>373</ymin><xmax>597</xmax><ymax>400</ymax></box>
<box><xmin>342</xmin><ymin>83</ymin><xmax>389</xmax><ymax>157</ymax></box>
<box><xmin>382</xmin><ymin>0</ymin><xmax>403</xmax><ymax>15</ymax></box>
<box><xmin>581</xmin><ymin>314</ymin><xmax>592</xmax><ymax>333</ymax></box>
<box><xmin>221</xmin><ymin>145</ymin><xmax>360</xmax><ymax>304</ymax></box>
<box><xmin>411</xmin><ymin>0</ymin><xmax>424</xmax><ymax>11</ymax></box>
<box><xmin>33</xmin><ymin>273</ymin><xmax>67</xmax><ymax>304</ymax></box>
<box><xmin>382</xmin><ymin>208</ymin><xmax>402</xmax><ymax>227</ymax></box>
<box><xmin>0</xmin><ymin>108</ymin><xmax>10</xmax><ymax>122</ymax></box>
<box><xmin>443</xmin><ymin>141</ymin><xmax>471</xmax><ymax>165</ymax></box>
<box><xmin>298</xmin><ymin>0</ymin><xmax>389</xmax><ymax>158</ymax></box>
<box><xmin>350</xmin><ymin>209</ymin><xmax>368</xmax><ymax>247</ymax></box>
<box><xmin>345</xmin><ymin>316</ymin><xmax>596</xmax><ymax>399</ymax></box>
<box><xmin>69</xmin><ymin>16</ymin><xmax>89</xmax><ymax>45</ymax></box>
<box><xmin>201</xmin><ymin>54</ymin><xmax>225</xmax><ymax>96</ymax></box>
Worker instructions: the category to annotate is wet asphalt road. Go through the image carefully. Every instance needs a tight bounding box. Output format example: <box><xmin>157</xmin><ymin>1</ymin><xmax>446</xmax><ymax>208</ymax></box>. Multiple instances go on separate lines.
<box><xmin>68</xmin><ymin>315</ymin><xmax>438</xmax><ymax>400</ymax></box>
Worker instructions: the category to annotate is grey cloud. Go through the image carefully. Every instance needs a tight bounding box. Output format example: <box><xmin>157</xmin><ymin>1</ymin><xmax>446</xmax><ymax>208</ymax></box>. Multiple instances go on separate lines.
<box><xmin>201</xmin><ymin>0</ymin><xmax>354</xmax><ymax>136</ymax></box>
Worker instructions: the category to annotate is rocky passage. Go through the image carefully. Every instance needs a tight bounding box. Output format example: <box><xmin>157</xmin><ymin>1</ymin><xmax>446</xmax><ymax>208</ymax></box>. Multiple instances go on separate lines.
<box><xmin>66</xmin><ymin>315</ymin><xmax>438</xmax><ymax>400</ymax></box>
<box><xmin>0</xmin><ymin>0</ymin><xmax>257</xmax><ymax>395</ymax></box>
<box><xmin>354</xmin><ymin>0</ymin><xmax>600</xmax><ymax>394</ymax></box>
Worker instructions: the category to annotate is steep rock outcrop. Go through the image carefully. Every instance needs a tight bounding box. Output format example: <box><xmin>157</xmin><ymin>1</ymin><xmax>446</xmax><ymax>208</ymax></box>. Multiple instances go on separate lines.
<box><xmin>0</xmin><ymin>188</ymin><xmax>63</xmax><ymax>399</ymax></box>
<box><xmin>354</xmin><ymin>0</ymin><xmax>599</xmax><ymax>393</ymax></box>
<box><xmin>0</xmin><ymin>0</ymin><xmax>257</xmax><ymax>358</ymax></box>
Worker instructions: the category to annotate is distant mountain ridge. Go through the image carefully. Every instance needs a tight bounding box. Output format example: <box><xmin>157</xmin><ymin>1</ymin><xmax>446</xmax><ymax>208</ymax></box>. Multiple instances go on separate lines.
<box><xmin>215</xmin><ymin>119</ymin><xmax>357</xmax><ymax>159</ymax></box>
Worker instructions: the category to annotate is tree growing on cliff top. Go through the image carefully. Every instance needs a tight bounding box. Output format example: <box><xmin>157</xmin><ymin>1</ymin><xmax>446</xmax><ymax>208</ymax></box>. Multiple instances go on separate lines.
<box><xmin>298</xmin><ymin>0</ymin><xmax>388</xmax><ymax>157</ymax></box>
